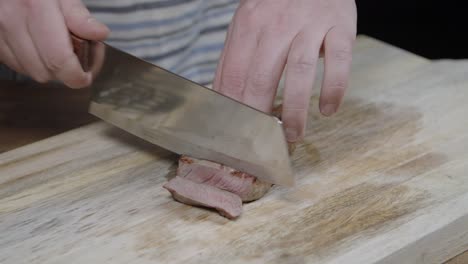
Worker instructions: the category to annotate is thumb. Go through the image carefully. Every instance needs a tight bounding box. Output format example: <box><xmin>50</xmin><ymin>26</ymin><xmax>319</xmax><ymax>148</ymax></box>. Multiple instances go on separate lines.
<box><xmin>60</xmin><ymin>0</ymin><xmax>109</xmax><ymax>41</ymax></box>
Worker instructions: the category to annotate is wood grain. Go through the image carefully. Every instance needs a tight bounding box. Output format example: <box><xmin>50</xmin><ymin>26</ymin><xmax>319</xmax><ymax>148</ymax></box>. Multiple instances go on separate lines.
<box><xmin>1</xmin><ymin>36</ymin><xmax>468</xmax><ymax>264</ymax></box>
<box><xmin>446</xmin><ymin>251</ymin><xmax>468</xmax><ymax>264</ymax></box>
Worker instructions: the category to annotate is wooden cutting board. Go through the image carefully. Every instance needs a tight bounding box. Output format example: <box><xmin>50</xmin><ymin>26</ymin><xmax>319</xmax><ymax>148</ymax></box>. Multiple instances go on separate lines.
<box><xmin>1</xmin><ymin>36</ymin><xmax>468</xmax><ymax>264</ymax></box>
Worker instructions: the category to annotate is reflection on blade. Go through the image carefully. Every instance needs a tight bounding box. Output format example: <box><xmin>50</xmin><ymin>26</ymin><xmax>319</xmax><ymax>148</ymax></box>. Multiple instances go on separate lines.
<box><xmin>87</xmin><ymin>43</ymin><xmax>294</xmax><ymax>186</ymax></box>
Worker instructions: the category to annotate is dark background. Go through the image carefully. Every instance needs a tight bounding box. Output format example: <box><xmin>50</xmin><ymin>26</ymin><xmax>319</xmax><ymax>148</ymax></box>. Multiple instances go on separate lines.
<box><xmin>356</xmin><ymin>1</ymin><xmax>467</xmax><ymax>59</ymax></box>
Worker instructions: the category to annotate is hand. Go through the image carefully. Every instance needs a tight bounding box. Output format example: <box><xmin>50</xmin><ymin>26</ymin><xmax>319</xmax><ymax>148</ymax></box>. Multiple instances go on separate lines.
<box><xmin>213</xmin><ymin>0</ymin><xmax>357</xmax><ymax>142</ymax></box>
<box><xmin>0</xmin><ymin>0</ymin><xmax>109</xmax><ymax>88</ymax></box>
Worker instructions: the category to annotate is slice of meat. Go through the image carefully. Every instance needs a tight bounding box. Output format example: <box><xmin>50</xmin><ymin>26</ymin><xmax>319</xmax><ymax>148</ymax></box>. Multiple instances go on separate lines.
<box><xmin>177</xmin><ymin>156</ymin><xmax>272</xmax><ymax>202</ymax></box>
<box><xmin>163</xmin><ymin>103</ymin><xmax>298</xmax><ymax>219</ymax></box>
<box><xmin>163</xmin><ymin>176</ymin><xmax>243</xmax><ymax>219</ymax></box>
<box><xmin>163</xmin><ymin>155</ymin><xmax>273</xmax><ymax>219</ymax></box>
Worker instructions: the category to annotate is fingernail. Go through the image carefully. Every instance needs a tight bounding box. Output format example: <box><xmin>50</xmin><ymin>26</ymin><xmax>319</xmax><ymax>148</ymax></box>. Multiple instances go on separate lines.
<box><xmin>87</xmin><ymin>17</ymin><xmax>110</xmax><ymax>36</ymax></box>
<box><xmin>285</xmin><ymin>127</ymin><xmax>298</xmax><ymax>142</ymax></box>
<box><xmin>87</xmin><ymin>17</ymin><xmax>97</xmax><ymax>23</ymax></box>
<box><xmin>321</xmin><ymin>104</ymin><xmax>337</xmax><ymax>116</ymax></box>
<box><xmin>87</xmin><ymin>17</ymin><xmax>104</xmax><ymax>28</ymax></box>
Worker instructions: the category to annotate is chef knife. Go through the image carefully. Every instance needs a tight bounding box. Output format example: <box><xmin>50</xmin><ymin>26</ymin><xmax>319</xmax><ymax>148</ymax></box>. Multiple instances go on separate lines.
<box><xmin>72</xmin><ymin>35</ymin><xmax>294</xmax><ymax>187</ymax></box>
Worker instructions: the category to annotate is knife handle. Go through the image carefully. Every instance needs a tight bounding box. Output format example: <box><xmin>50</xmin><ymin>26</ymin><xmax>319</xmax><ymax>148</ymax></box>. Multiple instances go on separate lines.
<box><xmin>70</xmin><ymin>34</ymin><xmax>91</xmax><ymax>72</ymax></box>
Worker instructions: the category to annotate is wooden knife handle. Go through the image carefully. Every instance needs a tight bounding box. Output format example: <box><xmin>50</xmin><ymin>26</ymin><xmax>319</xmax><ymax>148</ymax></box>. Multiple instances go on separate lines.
<box><xmin>70</xmin><ymin>34</ymin><xmax>91</xmax><ymax>72</ymax></box>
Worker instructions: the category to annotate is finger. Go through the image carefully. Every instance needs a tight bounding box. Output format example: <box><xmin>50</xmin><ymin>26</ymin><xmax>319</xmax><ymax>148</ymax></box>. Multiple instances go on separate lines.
<box><xmin>60</xmin><ymin>0</ymin><xmax>109</xmax><ymax>41</ymax></box>
<box><xmin>320</xmin><ymin>26</ymin><xmax>354</xmax><ymax>116</ymax></box>
<box><xmin>212</xmin><ymin>23</ymin><xmax>233</xmax><ymax>91</ymax></box>
<box><xmin>27</xmin><ymin>0</ymin><xmax>91</xmax><ymax>88</ymax></box>
<box><xmin>89</xmin><ymin>41</ymin><xmax>106</xmax><ymax>78</ymax></box>
<box><xmin>282</xmin><ymin>31</ymin><xmax>322</xmax><ymax>142</ymax></box>
<box><xmin>217</xmin><ymin>10</ymin><xmax>260</xmax><ymax>100</ymax></box>
<box><xmin>4</xmin><ymin>23</ymin><xmax>52</xmax><ymax>83</ymax></box>
<box><xmin>0</xmin><ymin>37</ymin><xmax>26</xmax><ymax>75</ymax></box>
<box><xmin>242</xmin><ymin>31</ymin><xmax>291</xmax><ymax>113</ymax></box>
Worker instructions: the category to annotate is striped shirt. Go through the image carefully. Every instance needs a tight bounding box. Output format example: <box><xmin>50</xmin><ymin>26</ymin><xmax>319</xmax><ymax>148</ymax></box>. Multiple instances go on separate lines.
<box><xmin>0</xmin><ymin>0</ymin><xmax>238</xmax><ymax>86</ymax></box>
<box><xmin>85</xmin><ymin>0</ymin><xmax>238</xmax><ymax>85</ymax></box>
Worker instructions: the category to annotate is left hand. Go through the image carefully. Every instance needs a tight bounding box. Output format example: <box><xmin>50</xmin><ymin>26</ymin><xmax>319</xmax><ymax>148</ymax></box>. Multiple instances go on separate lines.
<box><xmin>213</xmin><ymin>0</ymin><xmax>357</xmax><ymax>143</ymax></box>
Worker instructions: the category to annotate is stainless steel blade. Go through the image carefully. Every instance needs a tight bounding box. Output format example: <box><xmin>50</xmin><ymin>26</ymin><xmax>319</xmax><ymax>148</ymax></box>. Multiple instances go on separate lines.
<box><xmin>87</xmin><ymin>43</ymin><xmax>294</xmax><ymax>186</ymax></box>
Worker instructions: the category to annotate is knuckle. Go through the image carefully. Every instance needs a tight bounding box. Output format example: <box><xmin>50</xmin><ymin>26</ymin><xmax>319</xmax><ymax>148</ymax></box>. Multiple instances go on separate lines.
<box><xmin>221</xmin><ymin>69</ymin><xmax>246</xmax><ymax>95</ymax></box>
<box><xmin>288</xmin><ymin>56</ymin><xmax>316</xmax><ymax>74</ymax></box>
<box><xmin>45</xmin><ymin>52</ymin><xmax>73</xmax><ymax>73</ymax></box>
<box><xmin>332</xmin><ymin>47</ymin><xmax>352</xmax><ymax>62</ymax></box>
<box><xmin>328</xmin><ymin>79</ymin><xmax>347</xmax><ymax>92</ymax></box>
<box><xmin>248</xmin><ymin>71</ymin><xmax>274</xmax><ymax>95</ymax></box>
<box><xmin>251</xmin><ymin>72</ymin><xmax>270</xmax><ymax>87</ymax></box>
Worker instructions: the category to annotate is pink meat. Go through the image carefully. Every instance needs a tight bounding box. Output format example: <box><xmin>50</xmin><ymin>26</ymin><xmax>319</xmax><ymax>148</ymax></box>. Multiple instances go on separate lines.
<box><xmin>163</xmin><ymin>176</ymin><xmax>242</xmax><ymax>219</ymax></box>
<box><xmin>163</xmin><ymin>103</ymin><xmax>296</xmax><ymax>219</ymax></box>
<box><xmin>177</xmin><ymin>156</ymin><xmax>272</xmax><ymax>202</ymax></box>
<box><xmin>163</xmin><ymin>156</ymin><xmax>273</xmax><ymax>219</ymax></box>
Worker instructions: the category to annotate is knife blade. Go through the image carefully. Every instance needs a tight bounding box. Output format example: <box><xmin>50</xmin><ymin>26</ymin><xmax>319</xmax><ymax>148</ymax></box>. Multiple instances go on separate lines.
<box><xmin>72</xmin><ymin>36</ymin><xmax>294</xmax><ymax>186</ymax></box>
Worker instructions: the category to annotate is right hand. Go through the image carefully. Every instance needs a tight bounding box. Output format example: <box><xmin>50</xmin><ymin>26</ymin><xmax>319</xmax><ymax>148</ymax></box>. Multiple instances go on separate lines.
<box><xmin>0</xmin><ymin>0</ymin><xmax>109</xmax><ymax>88</ymax></box>
<box><xmin>213</xmin><ymin>0</ymin><xmax>357</xmax><ymax>143</ymax></box>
